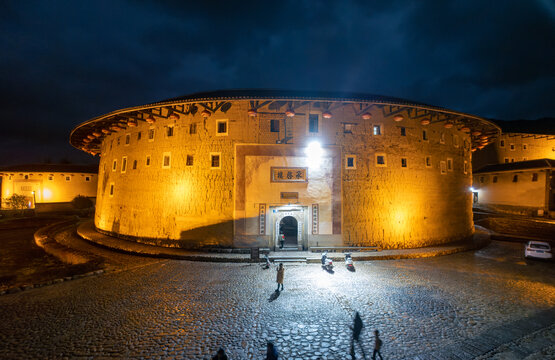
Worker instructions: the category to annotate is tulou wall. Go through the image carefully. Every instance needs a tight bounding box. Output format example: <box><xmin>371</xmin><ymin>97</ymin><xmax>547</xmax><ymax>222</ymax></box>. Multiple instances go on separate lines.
<box><xmin>473</xmin><ymin>133</ymin><xmax>555</xmax><ymax>170</ymax></box>
<box><xmin>92</xmin><ymin>97</ymin><xmax>476</xmax><ymax>250</ymax></box>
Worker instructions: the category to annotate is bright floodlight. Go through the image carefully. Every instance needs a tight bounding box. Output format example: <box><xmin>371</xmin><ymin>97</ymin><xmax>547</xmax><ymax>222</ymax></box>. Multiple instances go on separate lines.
<box><xmin>305</xmin><ymin>141</ymin><xmax>323</xmax><ymax>168</ymax></box>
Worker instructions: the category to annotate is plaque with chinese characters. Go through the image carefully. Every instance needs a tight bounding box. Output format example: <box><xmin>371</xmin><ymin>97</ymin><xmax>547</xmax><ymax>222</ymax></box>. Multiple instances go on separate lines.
<box><xmin>270</xmin><ymin>167</ymin><xmax>307</xmax><ymax>182</ymax></box>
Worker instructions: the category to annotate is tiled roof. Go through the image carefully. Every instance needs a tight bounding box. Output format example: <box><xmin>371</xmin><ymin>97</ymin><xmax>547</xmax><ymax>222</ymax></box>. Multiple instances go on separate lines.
<box><xmin>474</xmin><ymin>159</ymin><xmax>555</xmax><ymax>174</ymax></box>
<box><xmin>154</xmin><ymin>89</ymin><xmax>443</xmax><ymax>110</ymax></box>
<box><xmin>0</xmin><ymin>164</ymin><xmax>98</xmax><ymax>174</ymax></box>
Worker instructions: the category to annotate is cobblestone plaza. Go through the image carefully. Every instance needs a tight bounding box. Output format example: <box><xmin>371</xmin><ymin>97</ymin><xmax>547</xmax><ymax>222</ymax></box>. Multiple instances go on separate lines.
<box><xmin>0</xmin><ymin>242</ymin><xmax>554</xmax><ymax>359</ymax></box>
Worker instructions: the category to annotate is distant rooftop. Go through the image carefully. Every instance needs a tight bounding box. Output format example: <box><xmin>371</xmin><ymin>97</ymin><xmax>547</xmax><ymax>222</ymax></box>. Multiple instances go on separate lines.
<box><xmin>474</xmin><ymin>159</ymin><xmax>555</xmax><ymax>174</ymax></box>
<box><xmin>0</xmin><ymin>164</ymin><xmax>98</xmax><ymax>174</ymax></box>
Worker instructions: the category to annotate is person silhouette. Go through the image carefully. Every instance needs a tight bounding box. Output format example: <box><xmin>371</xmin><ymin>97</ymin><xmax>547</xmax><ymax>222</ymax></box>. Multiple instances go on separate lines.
<box><xmin>276</xmin><ymin>263</ymin><xmax>284</xmax><ymax>291</ymax></box>
<box><xmin>350</xmin><ymin>311</ymin><xmax>365</xmax><ymax>359</ymax></box>
<box><xmin>372</xmin><ymin>330</ymin><xmax>383</xmax><ymax>360</ymax></box>
<box><xmin>266</xmin><ymin>341</ymin><xmax>279</xmax><ymax>359</ymax></box>
<box><xmin>211</xmin><ymin>347</ymin><xmax>228</xmax><ymax>360</ymax></box>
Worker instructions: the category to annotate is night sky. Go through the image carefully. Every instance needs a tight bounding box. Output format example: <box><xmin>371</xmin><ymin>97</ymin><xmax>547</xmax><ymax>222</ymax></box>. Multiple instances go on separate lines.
<box><xmin>1</xmin><ymin>0</ymin><xmax>554</xmax><ymax>166</ymax></box>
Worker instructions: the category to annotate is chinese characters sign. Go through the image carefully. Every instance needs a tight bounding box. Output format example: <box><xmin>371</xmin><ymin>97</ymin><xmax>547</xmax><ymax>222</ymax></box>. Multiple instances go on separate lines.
<box><xmin>270</xmin><ymin>167</ymin><xmax>307</xmax><ymax>182</ymax></box>
<box><xmin>259</xmin><ymin>204</ymin><xmax>266</xmax><ymax>235</ymax></box>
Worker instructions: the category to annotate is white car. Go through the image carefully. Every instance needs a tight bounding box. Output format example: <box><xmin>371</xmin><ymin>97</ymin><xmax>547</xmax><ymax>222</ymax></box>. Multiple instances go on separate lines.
<box><xmin>524</xmin><ymin>241</ymin><xmax>553</xmax><ymax>260</ymax></box>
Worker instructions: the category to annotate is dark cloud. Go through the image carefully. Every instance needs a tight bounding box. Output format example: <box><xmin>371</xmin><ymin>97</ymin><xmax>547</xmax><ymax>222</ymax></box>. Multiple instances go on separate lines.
<box><xmin>0</xmin><ymin>0</ymin><xmax>553</xmax><ymax>165</ymax></box>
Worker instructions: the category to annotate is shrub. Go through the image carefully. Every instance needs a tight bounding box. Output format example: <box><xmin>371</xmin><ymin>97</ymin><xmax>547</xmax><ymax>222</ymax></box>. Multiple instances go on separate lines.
<box><xmin>4</xmin><ymin>194</ymin><xmax>29</xmax><ymax>210</ymax></box>
<box><xmin>71</xmin><ymin>195</ymin><xmax>93</xmax><ymax>210</ymax></box>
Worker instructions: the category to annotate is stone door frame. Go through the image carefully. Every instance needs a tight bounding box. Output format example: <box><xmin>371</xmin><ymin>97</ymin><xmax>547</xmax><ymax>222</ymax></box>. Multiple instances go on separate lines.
<box><xmin>270</xmin><ymin>205</ymin><xmax>306</xmax><ymax>250</ymax></box>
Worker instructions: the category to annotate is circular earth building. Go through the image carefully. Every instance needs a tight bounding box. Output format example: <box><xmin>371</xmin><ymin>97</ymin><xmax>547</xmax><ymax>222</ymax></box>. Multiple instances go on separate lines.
<box><xmin>70</xmin><ymin>90</ymin><xmax>500</xmax><ymax>249</ymax></box>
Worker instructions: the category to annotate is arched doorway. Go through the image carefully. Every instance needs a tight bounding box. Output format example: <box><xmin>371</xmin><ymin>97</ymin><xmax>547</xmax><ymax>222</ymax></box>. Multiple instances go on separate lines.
<box><xmin>279</xmin><ymin>216</ymin><xmax>298</xmax><ymax>248</ymax></box>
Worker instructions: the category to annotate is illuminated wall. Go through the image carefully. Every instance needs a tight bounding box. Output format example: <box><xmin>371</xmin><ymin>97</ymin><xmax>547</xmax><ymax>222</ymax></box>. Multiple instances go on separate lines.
<box><xmin>0</xmin><ymin>172</ymin><xmax>97</xmax><ymax>208</ymax></box>
<box><xmin>473</xmin><ymin>133</ymin><xmax>555</xmax><ymax>170</ymax></box>
<box><xmin>87</xmin><ymin>95</ymin><xmax>481</xmax><ymax>249</ymax></box>
<box><xmin>473</xmin><ymin>170</ymin><xmax>552</xmax><ymax>215</ymax></box>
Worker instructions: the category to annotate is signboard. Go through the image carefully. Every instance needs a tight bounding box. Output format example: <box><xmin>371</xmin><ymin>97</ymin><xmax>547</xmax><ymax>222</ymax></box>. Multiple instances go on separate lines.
<box><xmin>312</xmin><ymin>204</ymin><xmax>319</xmax><ymax>234</ymax></box>
<box><xmin>259</xmin><ymin>204</ymin><xmax>266</xmax><ymax>234</ymax></box>
<box><xmin>270</xmin><ymin>167</ymin><xmax>307</xmax><ymax>183</ymax></box>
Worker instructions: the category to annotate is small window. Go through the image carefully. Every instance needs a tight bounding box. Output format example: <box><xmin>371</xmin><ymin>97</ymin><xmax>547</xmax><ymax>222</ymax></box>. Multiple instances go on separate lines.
<box><xmin>400</xmin><ymin>127</ymin><xmax>406</xmax><ymax>136</ymax></box>
<box><xmin>479</xmin><ymin>176</ymin><xmax>484</xmax><ymax>183</ymax></box>
<box><xmin>270</xmin><ymin>120</ymin><xmax>280</xmax><ymax>133</ymax></box>
<box><xmin>500</xmin><ymin>139</ymin><xmax>505</xmax><ymax>148</ymax></box>
<box><xmin>125</xmin><ymin>133</ymin><xmax>130</xmax><ymax>145</ymax></box>
<box><xmin>148</xmin><ymin>127</ymin><xmax>155</xmax><ymax>141</ymax></box>
<box><xmin>425</xmin><ymin>156</ymin><xmax>432</xmax><ymax>168</ymax></box>
<box><xmin>440</xmin><ymin>132</ymin><xmax>445</xmax><ymax>144</ymax></box>
<box><xmin>345</xmin><ymin>155</ymin><xmax>356</xmax><ymax>169</ymax></box>
<box><xmin>117</xmin><ymin>137</ymin><xmax>120</xmax><ymax>146</ymax></box>
<box><xmin>309</xmin><ymin>114</ymin><xmax>319</xmax><ymax>133</ymax></box>
<box><xmin>166</xmin><ymin>125</ymin><xmax>174</xmax><ymax>137</ymax></box>
<box><xmin>132</xmin><ymin>160</ymin><xmax>137</xmax><ymax>170</ymax></box>
<box><xmin>65</xmin><ymin>176</ymin><xmax>71</xmax><ymax>181</ymax></box>
<box><xmin>112</xmin><ymin>159</ymin><xmax>117</xmax><ymax>172</ymax></box>
<box><xmin>189</xmin><ymin>123</ymin><xmax>197</xmax><ymax>134</ymax></box>
<box><xmin>504</xmin><ymin>158</ymin><xmax>509</xmax><ymax>163</ymax></box>
<box><xmin>216</xmin><ymin>120</ymin><xmax>228</xmax><ymax>136</ymax></box>
<box><xmin>447</xmin><ymin>158</ymin><xmax>453</xmax><ymax>171</ymax></box>
<box><xmin>464</xmin><ymin>161</ymin><xmax>469</xmax><ymax>174</ymax></box>
<box><xmin>85</xmin><ymin>176</ymin><xmax>90</xmax><ymax>182</ymax></box>
<box><xmin>162</xmin><ymin>152</ymin><xmax>171</xmax><ymax>169</ymax></box>
<box><xmin>440</xmin><ymin>161</ymin><xmax>447</xmax><ymax>174</ymax></box>
<box><xmin>48</xmin><ymin>175</ymin><xmax>53</xmax><ymax>181</ymax></box>
<box><xmin>510</xmin><ymin>158</ymin><xmax>515</xmax><ymax>163</ymax></box>
<box><xmin>210</xmin><ymin>153</ymin><xmax>221</xmax><ymax>169</ymax></box>
<box><xmin>121</xmin><ymin>157</ymin><xmax>127</xmax><ymax>173</ymax></box>
<box><xmin>522</xmin><ymin>144</ymin><xmax>528</xmax><ymax>150</ymax></box>
<box><xmin>110</xmin><ymin>140</ymin><xmax>113</xmax><ymax>150</ymax></box>
<box><xmin>523</xmin><ymin>157</ymin><xmax>528</xmax><ymax>161</ymax></box>
<box><xmin>376</xmin><ymin>154</ymin><xmax>386</xmax><ymax>167</ymax></box>
<box><xmin>146</xmin><ymin>155</ymin><xmax>151</xmax><ymax>167</ymax></box>
<box><xmin>109</xmin><ymin>183</ymin><xmax>114</xmax><ymax>197</ymax></box>
<box><xmin>512</xmin><ymin>174</ymin><xmax>518</xmax><ymax>182</ymax></box>
<box><xmin>373</xmin><ymin>125</ymin><xmax>382</xmax><ymax>136</ymax></box>
<box><xmin>186</xmin><ymin>155</ymin><xmax>194</xmax><ymax>166</ymax></box>
<box><xmin>422</xmin><ymin>130</ymin><xmax>428</xmax><ymax>141</ymax></box>
<box><xmin>137</xmin><ymin>131</ymin><xmax>142</xmax><ymax>140</ymax></box>
<box><xmin>493</xmin><ymin>176</ymin><xmax>498</xmax><ymax>183</ymax></box>
<box><xmin>532</xmin><ymin>173</ymin><xmax>538</xmax><ymax>182</ymax></box>
<box><xmin>510</xmin><ymin>143</ymin><xmax>515</xmax><ymax>151</ymax></box>
<box><xmin>24</xmin><ymin>175</ymin><xmax>28</xmax><ymax>180</ymax></box>
<box><xmin>401</xmin><ymin>157</ymin><xmax>407</xmax><ymax>168</ymax></box>
<box><xmin>343</xmin><ymin>123</ymin><xmax>354</xmax><ymax>134</ymax></box>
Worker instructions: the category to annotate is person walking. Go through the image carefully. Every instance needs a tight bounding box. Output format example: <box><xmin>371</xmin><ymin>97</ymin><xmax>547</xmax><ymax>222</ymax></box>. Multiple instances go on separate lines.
<box><xmin>372</xmin><ymin>330</ymin><xmax>383</xmax><ymax>360</ymax></box>
<box><xmin>350</xmin><ymin>311</ymin><xmax>365</xmax><ymax>359</ymax></box>
<box><xmin>266</xmin><ymin>341</ymin><xmax>279</xmax><ymax>360</ymax></box>
<box><xmin>276</xmin><ymin>263</ymin><xmax>284</xmax><ymax>291</ymax></box>
<box><xmin>211</xmin><ymin>347</ymin><xmax>228</xmax><ymax>360</ymax></box>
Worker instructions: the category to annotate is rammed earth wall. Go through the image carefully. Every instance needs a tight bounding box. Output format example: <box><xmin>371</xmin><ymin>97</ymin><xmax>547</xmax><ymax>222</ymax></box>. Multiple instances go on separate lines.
<box><xmin>81</xmin><ymin>93</ymin><xmax>485</xmax><ymax>249</ymax></box>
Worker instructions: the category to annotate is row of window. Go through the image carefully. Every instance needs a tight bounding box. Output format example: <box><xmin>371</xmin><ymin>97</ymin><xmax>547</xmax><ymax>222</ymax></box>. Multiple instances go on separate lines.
<box><xmin>499</xmin><ymin>140</ymin><xmax>528</xmax><ymax>151</ymax></box>
<box><xmin>6</xmin><ymin>174</ymin><xmax>92</xmax><ymax>182</ymax></box>
<box><xmin>112</xmin><ymin>153</ymin><xmax>222</xmax><ymax>172</ymax></box>
<box><xmin>344</xmin><ymin>155</ymin><xmax>467</xmax><ymax>174</ymax></box>
<box><xmin>504</xmin><ymin>157</ymin><xmax>529</xmax><ymax>163</ymax></box>
<box><xmin>479</xmin><ymin>173</ymin><xmax>539</xmax><ymax>184</ymax></box>
<box><xmin>107</xmin><ymin>117</ymin><xmax>464</xmax><ymax>152</ymax></box>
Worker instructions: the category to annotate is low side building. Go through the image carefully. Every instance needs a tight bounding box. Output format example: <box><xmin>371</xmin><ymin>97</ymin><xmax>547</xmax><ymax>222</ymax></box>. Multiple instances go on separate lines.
<box><xmin>472</xmin><ymin>159</ymin><xmax>555</xmax><ymax>217</ymax></box>
<box><xmin>473</xmin><ymin>132</ymin><xmax>555</xmax><ymax>170</ymax></box>
<box><xmin>0</xmin><ymin>164</ymin><xmax>98</xmax><ymax>212</ymax></box>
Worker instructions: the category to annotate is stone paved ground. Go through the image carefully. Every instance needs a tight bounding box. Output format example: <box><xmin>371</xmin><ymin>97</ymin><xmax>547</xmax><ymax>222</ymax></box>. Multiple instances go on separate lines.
<box><xmin>0</xmin><ymin>241</ymin><xmax>553</xmax><ymax>359</ymax></box>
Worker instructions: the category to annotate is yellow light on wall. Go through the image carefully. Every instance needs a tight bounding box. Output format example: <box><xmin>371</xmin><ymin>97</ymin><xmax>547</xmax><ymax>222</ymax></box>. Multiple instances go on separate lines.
<box><xmin>43</xmin><ymin>188</ymin><xmax>52</xmax><ymax>200</ymax></box>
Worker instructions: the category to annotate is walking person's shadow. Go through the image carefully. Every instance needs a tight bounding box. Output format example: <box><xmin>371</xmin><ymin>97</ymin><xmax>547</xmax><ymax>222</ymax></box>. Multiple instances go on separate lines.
<box><xmin>268</xmin><ymin>290</ymin><xmax>280</xmax><ymax>302</ymax></box>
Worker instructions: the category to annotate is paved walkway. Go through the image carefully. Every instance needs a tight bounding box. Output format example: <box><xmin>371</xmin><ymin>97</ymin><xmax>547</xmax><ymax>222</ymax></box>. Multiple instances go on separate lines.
<box><xmin>76</xmin><ymin>220</ymin><xmax>491</xmax><ymax>263</ymax></box>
